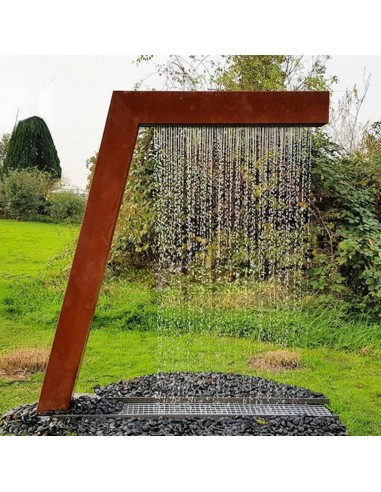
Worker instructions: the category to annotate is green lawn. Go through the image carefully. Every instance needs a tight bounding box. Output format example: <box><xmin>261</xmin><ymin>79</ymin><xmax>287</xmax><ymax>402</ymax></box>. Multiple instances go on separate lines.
<box><xmin>0</xmin><ymin>219</ymin><xmax>78</xmax><ymax>276</ymax></box>
<box><xmin>0</xmin><ymin>218</ymin><xmax>381</xmax><ymax>435</ymax></box>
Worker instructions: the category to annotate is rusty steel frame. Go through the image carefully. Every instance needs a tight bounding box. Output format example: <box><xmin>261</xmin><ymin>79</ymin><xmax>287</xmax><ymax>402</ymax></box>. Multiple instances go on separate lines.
<box><xmin>37</xmin><ymin>91</ymin><xmax>329</xmax><ymax>413</ymax></box>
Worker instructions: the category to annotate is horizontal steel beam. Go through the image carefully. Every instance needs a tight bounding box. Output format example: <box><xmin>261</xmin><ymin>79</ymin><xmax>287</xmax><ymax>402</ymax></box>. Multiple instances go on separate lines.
<box><xmin>120</xmin><ymin>90</ymin><xmax>329</xmax><ymax>126</ymax></box>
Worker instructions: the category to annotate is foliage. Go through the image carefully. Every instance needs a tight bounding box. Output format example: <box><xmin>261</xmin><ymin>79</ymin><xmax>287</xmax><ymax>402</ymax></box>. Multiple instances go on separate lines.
<box><xmin>85</xmin><ymin>150</ymin><xmax>98</xmax><ymax>190</ymax></box>
<box><xmin>0</xmin><ymin>169</ymin><xmax>52</xmax><ymax>221</ymax></box>
<box><xmin>329</xmin><ymin>75</ymin><xmax>371</xmax><ymax>155</ymax></box>
<box><xmin>359</xmin><ymin>120</ymin><xmax>381</xmax><ymax>203</ymax></box>
<box><xmin>4</xmin><ymin>116</ymin><xmax>61</xmax><ymax>179</ymax></box>
<box><xmin>362</xmin><ymin>120</ymin><xmax>381</xmax><ymax>156</ymax></box>
<box><xmin>134</xmin><ymin>55</ymin><xmax>337</xmax><ymax>91</ymax></box>
<box><xmin>217</xmin><ymin>55</ymin><xmax>336</xmax><ymax>91</ymax></box>
<box><xmin>0</xmin><ymin>169</ymin><xmax>85</xmax><ymax>223</ymax></box>
<box><xmin>309</xmin><ymin>131</ymin><xmax>381</xmax><ymax>316</ymax></box>
<box><xmin>108</xmin><ymin>129</ymin><xmax>157</xmax><ymax>272</ymax></box>
<box><xmin>218</xmin><ymin>55</ymin><xmax>287</xmax><ymax>90</ymax></box>
<box><xmin>46</xmin><ymin>191</ymin><xmax>86</xmax><ymax>223</ymax></box>
<box><xmin>0</xmin><ymin>133</ymin><xmax>10</xmax><ymax>178</ymax></box>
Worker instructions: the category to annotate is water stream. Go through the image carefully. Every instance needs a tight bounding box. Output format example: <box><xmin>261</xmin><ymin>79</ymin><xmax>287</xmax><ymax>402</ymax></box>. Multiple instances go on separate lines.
<box><xmin>151</xmin><ymin>126</ymin><xmax>312</xmax><ymax>397</ymax></box>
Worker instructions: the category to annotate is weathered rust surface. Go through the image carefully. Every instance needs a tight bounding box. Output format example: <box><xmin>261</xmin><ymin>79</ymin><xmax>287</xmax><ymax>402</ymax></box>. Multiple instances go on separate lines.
<box><xmin>37</xmin><ymin>93</ymin><xmax>139</xmax><ymax>412</ymax></box>
<box><xmin>122</xmin><ymin>91</ymin><xmax>329</xmax><ymax>126</ymax></box>
<box><xmin>37</xmin><ymin>91</ymin><xmax>329</xmax><ymax>413</ymax></box>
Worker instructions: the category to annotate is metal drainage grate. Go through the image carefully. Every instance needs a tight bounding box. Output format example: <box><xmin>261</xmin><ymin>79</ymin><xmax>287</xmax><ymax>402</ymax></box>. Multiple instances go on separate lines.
<box><xmin>122</xmin><ymin>402</ymin><xmax>333</xmax><ymax>418</ymax></box>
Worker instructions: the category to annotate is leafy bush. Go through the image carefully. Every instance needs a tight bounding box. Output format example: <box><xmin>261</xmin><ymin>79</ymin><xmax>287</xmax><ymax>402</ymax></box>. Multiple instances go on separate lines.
<box><xmin>0</xmin><ymin>169</ymin><xmax>51</xmax><ymax>220</ymax></box>
<box><xmin>309</xmin><ymin>132</ymin><xmax>381</xmax><ymax>317</ymax></box>
<box><xmin>46</xmin><ymin>191</ymin><xmax>86</xmax><ymax>223</ymax></box>
<box><xmin>109</xmin><ymin>129</ymin><xmax>156</xmax><ymax>271</ymax></box>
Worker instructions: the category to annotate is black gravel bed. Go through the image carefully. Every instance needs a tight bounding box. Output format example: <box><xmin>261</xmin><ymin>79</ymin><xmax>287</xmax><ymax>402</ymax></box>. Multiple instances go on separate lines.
<box><xmin>0</xmin><ymin>372</ymin><xmax>347</xmax><ymax>436</ymax></box>
<box><xmin>95</xmin><ymin>372</ymin><xmax>326</xmax><ymax>399</ymax></box>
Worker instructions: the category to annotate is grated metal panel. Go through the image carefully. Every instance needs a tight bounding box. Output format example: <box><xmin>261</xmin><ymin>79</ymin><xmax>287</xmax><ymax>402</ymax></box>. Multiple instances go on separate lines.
<box><xmin>108</xmin><ymin>396</ymin><xmax>330</xmax><ymax>405</ymax></box>
<box><xmin>122</xmin><ymin>402</ymin><xmax>332</xmax><ymax>417</ymax></box>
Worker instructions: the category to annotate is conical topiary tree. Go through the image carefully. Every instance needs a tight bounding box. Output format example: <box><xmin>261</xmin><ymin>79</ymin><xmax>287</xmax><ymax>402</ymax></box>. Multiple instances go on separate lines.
<box><xmin>4</xmin><ymin>116</ymin><xmax>61</xmax><ymax>179</ymax></box>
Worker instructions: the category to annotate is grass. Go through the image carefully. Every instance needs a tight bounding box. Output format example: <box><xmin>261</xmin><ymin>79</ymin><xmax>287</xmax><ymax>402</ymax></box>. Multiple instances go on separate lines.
<box><xmin>0</xmin><ymin>218</ymin><xmax>381</xmax><ymax>435</ymax></box>
<box><xmin>248</xmin><ymin>349</ymin><xmax>302</xmax><ymax>372</ymax></box>
<box><xmin>0</xmin><ymin>219</ymin><xmax>78</xmax><ymax>277</ymax></box>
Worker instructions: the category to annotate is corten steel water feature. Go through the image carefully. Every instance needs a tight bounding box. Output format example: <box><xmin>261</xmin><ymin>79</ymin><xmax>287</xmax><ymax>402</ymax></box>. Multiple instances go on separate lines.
<box><xmin>37</xmin><ymin>91</ymin><xmax>329</xmax><ymax>413</ymax></box>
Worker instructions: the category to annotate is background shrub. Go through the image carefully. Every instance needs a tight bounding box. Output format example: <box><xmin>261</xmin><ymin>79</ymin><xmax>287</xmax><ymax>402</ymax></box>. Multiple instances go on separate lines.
<box><xmin>0</xmin><ymin>169</ymin><xmax>51</xmax><ymax>220</ymax></box>
<box><xmin>46</xmin><ymin>191</ymin><xmax>86</xmax><ymax>223</ymax></box>
<box><xmin>309</xmin><ymin>132</ymin><xmax>381</xmax><ymax>317</ymax></box>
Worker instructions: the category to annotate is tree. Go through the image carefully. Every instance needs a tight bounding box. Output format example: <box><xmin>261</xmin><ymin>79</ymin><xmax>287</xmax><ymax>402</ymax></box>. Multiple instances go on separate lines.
<box><xmin>4</xmin><ymin>116</ymin><xmax>61</xmax><ymax>179</ymax></box>
<box><xmin>217</xmin><ymin>55</ymin><xmax>336</xmax><ymax>91</ymax></box>
<box><xmin>329</xmin><ymin>73</ymin><xmax>370</xmax><ymax>155</ymax></box>
<box><xmin>85</xmin><ymin>151</ymin><xmax>98</xmax><ymax>190</ymax></box>
<box><xmin>134</xmin><ymin>55</ymin><xmax>337</xmax><ymax>92</ymax></box>
<box><xmin>0</xmin><ymin>133</ymin><xmax>10</xmax><ymax>178</ymax></box>
<box><xmin>361</xmin><ymin>120</ymin><xmax>381</xmax><ymax>158</ymax></box>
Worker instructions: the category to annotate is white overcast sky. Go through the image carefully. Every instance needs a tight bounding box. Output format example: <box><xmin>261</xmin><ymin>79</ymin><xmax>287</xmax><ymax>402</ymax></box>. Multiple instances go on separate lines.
<box><xmin>0</xmin><ymin>55</ymin><xmax>380</xmax><ymax>190</ymax></box>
